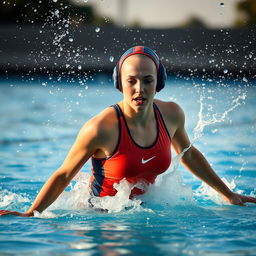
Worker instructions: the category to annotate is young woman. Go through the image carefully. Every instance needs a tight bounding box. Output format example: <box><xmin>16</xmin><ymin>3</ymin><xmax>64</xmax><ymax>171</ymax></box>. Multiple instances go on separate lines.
<box><xmin>1</xmin><ymin>46</ymin><xmax>255</xmax><ymax>217</ymax></box>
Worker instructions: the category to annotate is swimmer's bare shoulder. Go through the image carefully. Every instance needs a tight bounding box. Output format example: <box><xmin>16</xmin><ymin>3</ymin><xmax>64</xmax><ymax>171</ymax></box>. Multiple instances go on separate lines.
<box><xmin>78</xmin><ymin>106</ymin><xmax>118</xmax><ymax>158</ymax></box>
<box><xmin>59</xmin><ymin>106</ymin><xmax>118</xmax><ymax>174</ymax></box>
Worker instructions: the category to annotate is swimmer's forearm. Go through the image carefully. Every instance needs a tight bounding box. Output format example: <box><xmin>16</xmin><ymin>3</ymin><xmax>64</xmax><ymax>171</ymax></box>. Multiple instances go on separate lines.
<box><xmin>26</xmin><ymin>170</ymin><xmax>71</xmax><ymax>215</ymax></box>
<box><xmin>181</xmin><ymin>146</ymin><xmax>233</xmax><ymax>198</ymax></box>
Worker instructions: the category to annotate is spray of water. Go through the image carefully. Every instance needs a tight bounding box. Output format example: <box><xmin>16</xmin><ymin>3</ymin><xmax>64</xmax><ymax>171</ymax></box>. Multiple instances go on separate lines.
<box><xmin>143</xmin><ymin>89</ymin><xmax>248</xmax><ymax>209</ymax></box>
<box><xmin>192</xmin><ymin>92</ymin><xmax>247</xmax><ymax>143</ymax></box>
<box><xmin>190</xmin><ymin>90</ymin><xmax>248</xmax><ymax>204</ymax></box>
<box><xmin>194</xmin><ymin>177</ymin><xmax>243</xmax><ymax>205</ymax></box>
<box><xmin>0</xmin><ymin>190</ymin><xmax>30</xmax><ymax>211</ymax></box>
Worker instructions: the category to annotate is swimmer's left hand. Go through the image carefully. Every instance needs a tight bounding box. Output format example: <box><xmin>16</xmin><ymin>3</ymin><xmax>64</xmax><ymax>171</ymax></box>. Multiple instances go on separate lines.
<box><xmin>0</xmin><ymin>210</ymin><xmax>33</xmax><ymax>217</ymax></box>
<box><xmin>223</xmin><ymin>192</ymin><xmax>256</xmax><ymax>206</ymax></box>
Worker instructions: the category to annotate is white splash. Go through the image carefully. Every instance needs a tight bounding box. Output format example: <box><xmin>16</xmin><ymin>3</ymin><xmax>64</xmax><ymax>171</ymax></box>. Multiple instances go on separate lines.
<box><xmin>38</xmin><ymin>173</ymin><xmax>145</xmax><ymax>215</ymax></box>
<box><xmin>142</xmin><ymin>154</ymin><xmax>195</xmax><ymax>207</ymax></box>
<box><xmin>88</xmin><ymin>179</ymin><xmax>145</xmax><ymax>213</ymax></box>
<box><xmin>192</xmin><ymin>92</ymin><xmax>247</xmax><ymax>143</ymax></box>
<box><xmin>194</xmin><ymin>177</ymin><xmax>243</xmax><ymax>205</ymax></box>
<box><xmin>0</xmin><ymin>190</ymin><xmax>30</xmax><ymax>209</ymax></box>
<box><xmin>32</xmin><ymin>164</ymin><xmax>195</xmax><ymax>217</ymax></box>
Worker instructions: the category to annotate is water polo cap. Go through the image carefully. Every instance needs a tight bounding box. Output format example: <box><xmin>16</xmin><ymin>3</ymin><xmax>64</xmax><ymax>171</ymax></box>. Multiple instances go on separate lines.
<box><xmin>113</xmin><ymin>46</ymin><xmax>167</xmax><ymax>92</ymax></box>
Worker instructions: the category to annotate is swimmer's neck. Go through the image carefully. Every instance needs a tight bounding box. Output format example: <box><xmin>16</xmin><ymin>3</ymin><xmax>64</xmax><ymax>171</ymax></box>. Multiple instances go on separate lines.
<box><xmin>119</xmin><ymin>101</ymin><xmax>155</xmax><ymax>127</ymax></box>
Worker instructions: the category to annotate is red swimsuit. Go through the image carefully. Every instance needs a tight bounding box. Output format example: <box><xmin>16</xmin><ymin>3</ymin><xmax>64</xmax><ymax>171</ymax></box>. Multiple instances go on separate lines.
<box><xmin>89</xmin><ymin>103</ymin><xmax>172</xmax><ymax>197</ymax></box>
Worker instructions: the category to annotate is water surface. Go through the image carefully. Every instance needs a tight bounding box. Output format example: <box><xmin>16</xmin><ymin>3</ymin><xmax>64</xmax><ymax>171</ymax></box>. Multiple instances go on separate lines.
<box><xmin>0</xmin><ymin>76</ymin><xmax>255</xmax><ymax>255</ymax></box>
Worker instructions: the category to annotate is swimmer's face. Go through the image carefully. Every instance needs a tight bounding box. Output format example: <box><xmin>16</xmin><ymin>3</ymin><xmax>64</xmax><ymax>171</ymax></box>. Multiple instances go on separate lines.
<box><xmin>120</xmin><ymin>54</ymin><xmax>157</xmax><ymax>111</ymax></box>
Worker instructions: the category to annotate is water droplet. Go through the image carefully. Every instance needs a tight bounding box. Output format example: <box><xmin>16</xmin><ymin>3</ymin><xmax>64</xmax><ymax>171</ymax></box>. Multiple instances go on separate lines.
<box><xmin>223</xmin><ymin>69</ymin><xmax>228</xmax><ymax>74</ymax></box>
<box><xmin>53</xmin><ymin>0</ymin><xmax>58</xmax><ymax>2</ymax></box>
<box><xmin>243</xmin><ymin>77</ymin><xmax>248</xmax><ymax>82</ymax></box>
<box><xmin>211</xmin><ymin>129</ymin><xmax>218</xmax><ymax>134</ymax></box>
<box><xmin>109</xmin><ymin>56</ymin><xmax>114</xmax><ymax>62</ymax></box>
<box><xmin>78</xmin><ymin>65</ymin><xmax>82</xmax><ymax>70</ymax></box>
<box><xmin>69</xmin><ymin>38</ymin><xmax>74</xmax><ymax>42</ymax></box>
<box><xmin>95</xmin><ymin>27</ymin><xmax>100</xmax><ymax>33</ymax></box>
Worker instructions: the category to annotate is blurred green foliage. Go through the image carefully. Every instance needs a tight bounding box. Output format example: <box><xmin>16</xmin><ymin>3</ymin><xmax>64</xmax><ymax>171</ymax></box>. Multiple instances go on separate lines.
<box><xmin>236</xmin><ymin>0</ymin><xmax>256</xmax><ymax>26</ymax></box>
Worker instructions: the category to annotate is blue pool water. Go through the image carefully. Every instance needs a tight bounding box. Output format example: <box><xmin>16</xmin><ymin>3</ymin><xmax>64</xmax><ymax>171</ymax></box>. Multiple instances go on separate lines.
<box><xmin>0</xmin><ymin>75</ymin><xmax>256</xmax><ymax>255</ymax></box>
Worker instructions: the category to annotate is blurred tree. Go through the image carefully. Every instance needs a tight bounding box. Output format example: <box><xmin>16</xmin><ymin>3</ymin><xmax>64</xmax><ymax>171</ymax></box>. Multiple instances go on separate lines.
<box><xmin>235</xmin><ymin>0</ymin><xmax>256</xmax><ymax>27</ymax></box>
<box><xmin>130</xmin><ymin>20</ymin><xmax>142</xmax><ymax>28</ymax></box>
<box><xmin>181</xmin><ymin>16</ymin><xmax>206</xmax><ymax>28</ymax></box>
<box><xmin>0</xmin><ymin>0</ymin><xmax>112</xmax><ymax>25</ymax></box>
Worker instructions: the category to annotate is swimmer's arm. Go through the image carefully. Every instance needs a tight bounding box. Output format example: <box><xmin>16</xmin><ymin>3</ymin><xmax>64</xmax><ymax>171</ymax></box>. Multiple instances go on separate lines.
<box><xmin>0</xmin><ymin>119</ymin><xmax>101</xmax><ymax>217</ymax></box>
<box><xmin>171</xmin><ymin>107</ymin><xmax>256</xmax><ymax>206</ymax></box>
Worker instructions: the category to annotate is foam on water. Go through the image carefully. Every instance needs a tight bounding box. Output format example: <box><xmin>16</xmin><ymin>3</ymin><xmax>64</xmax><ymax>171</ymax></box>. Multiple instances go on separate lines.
<box><xmin>0</xmin><ymin>189</ymin><xmax>30</xmax><ymax>210</ymax></box>
<box><xmin>10</xmin><ymin>153</ymin><xmax>235</xmax><ymax>218</ymax></box>
<box><xmin>1</xmin><ymin>159</ymin><xmax>196</xmax><ymax>218</ymax></box>
<box><xmin>25</xmin><ymin>155</ymin><xmax>246</xmax><ymax>218</ymax></box>
<box><xmin>194</xmin><ymin>177</ymin><xmax>242</xmax><ymax>205</ymax></box>
<box><xmin>141</xmin><ymin>153</ymin><xmax>195</xmax><ymax>208</ymax></box>
<box><xmin>34</xmin><ymin>166</ymin><xmax>194</xmax><ymax>217</ymax></box>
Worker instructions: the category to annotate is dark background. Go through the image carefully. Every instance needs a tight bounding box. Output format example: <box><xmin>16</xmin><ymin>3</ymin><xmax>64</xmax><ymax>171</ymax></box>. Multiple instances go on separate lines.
<box><xmin>0</xmin><ymin>0</ymin><xmax>255</xmax><ymax>79</ymax></box>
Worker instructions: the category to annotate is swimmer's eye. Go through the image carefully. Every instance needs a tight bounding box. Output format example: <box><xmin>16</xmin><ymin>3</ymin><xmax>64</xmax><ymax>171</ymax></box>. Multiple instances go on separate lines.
<box><xmin>143</xmin><ymin>78</ymin><xmax>154</xmax><ymax>84</ymax></box>
<box><xmin>127</xmin><ymin>79</ymin><xmax>136</xmax><ymax>85</ymax></box>
<box><xmin>126</xmin><ymin>77</ymin><xmax>155</xmax><ymax>85</ymax></box>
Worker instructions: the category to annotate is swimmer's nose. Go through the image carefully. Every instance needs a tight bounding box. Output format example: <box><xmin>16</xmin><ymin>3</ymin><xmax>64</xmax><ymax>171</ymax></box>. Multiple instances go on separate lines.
<box><xmin>135</xmin><ymin>80</ymin><xmax>145</xmax><ymax>93</ymax></box>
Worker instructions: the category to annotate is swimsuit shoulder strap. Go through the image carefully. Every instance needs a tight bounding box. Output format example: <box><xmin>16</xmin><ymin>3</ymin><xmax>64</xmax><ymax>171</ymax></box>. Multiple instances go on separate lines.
<box><xmin>112</xmin><ymin>104</ymin><xmax>123</xmax><ymax>119</ymax></box>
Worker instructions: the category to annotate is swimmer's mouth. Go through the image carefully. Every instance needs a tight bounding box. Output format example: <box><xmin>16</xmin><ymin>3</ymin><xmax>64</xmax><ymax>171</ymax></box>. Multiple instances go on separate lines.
<box><xmin>133</xmin><ymin>96</ymin><xmax>146</xmax><ymax>104</ymax></box>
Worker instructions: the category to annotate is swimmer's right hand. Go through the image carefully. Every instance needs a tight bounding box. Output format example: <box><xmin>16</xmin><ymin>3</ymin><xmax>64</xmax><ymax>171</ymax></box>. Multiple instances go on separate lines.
<box><xmin>0</xmin><ymin>210</ymin><xmax>34</xmax><ymax>217</ymax></box>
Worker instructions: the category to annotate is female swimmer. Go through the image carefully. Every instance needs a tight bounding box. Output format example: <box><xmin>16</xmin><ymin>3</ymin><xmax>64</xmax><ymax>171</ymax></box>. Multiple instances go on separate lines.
<box><xmin>1</xmin><ymin>46</ymin><xmax>255</xmax><ymax>217</ymax></box>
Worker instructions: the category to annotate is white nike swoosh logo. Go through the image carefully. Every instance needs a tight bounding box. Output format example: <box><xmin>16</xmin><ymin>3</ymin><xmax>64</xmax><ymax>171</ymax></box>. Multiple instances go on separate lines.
<box><xmin>142</xmin><ymin>156</ymin><xmax>156</xmax><ymax>164</ymax></box>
